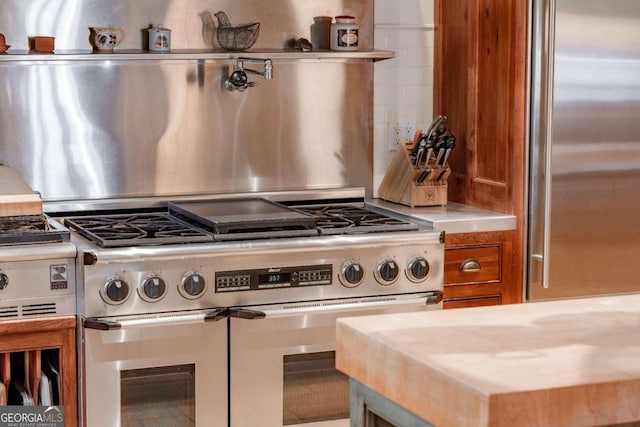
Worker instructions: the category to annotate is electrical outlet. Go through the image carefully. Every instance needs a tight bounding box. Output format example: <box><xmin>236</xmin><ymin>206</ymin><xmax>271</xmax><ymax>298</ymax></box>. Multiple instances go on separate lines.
<box><xmin>388</xmin><ymin>121</ymin><xmax>416</xmax><ymax>151</ymax></box>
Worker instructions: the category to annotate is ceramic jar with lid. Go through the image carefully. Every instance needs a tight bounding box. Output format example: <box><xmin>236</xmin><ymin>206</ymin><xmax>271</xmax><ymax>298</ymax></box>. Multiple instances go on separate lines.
<box><xmin>148</xmin><ymin>24</ymin><xmax>171</xmax><ymax>52</ymax></box>
<box><xmin>330</xmin><ymin>16</ymin><xmax>359</xmax><ymax>51</ymax></box>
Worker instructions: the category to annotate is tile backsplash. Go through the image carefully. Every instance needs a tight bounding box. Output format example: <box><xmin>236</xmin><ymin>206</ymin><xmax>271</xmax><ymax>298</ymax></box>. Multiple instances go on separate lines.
<box><xmin>373</xmin><ymin>0</ymin><xmax>435</xmax><ymax>197</ymax></box>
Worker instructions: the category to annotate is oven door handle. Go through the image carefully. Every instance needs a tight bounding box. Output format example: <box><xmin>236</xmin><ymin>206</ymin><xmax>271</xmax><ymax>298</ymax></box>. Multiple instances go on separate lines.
<box><xmin>83</xmin><ymin>308</ymin><xmax>229</xmax><ymax>330</ymax></box>
<box><xmin>425</xmin><ymin>290</ymin><xmax>444</xmax><ymax>305</ymax></box>
<box><xmin>204</xmin><ymin>308</ymin><xmax>230</xmax><ymax>322</ymax></box>
<box><xmin>228</xmin><ymin>307</ymin><xmax>266</xmax><ymax>320</ymax></box>
<box><xmin>228</xmin><ymin>291</ymin><xmax>444</xmax><ymax>320</ymax></box>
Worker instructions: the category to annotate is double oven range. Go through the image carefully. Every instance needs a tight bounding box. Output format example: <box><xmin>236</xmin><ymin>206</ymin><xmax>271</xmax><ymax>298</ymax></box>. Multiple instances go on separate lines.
<box><xmin>48</xmin><ymin>190</ymin><xmax>444</xmax><ymax>427</ymax></box>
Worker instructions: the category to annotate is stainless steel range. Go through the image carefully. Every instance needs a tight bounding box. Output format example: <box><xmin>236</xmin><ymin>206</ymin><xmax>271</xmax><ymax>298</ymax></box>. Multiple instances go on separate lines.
<box><xmin>51</xmin><ymin>189</ymin><xmax>444</xmax><ymax>427</ymax></box>
<box><xmin>0</xmin><ymin>215</ymin><xmax>75</xmax><ymax>321</ymax></box>
<box><xmin>0</xmin><ymin>214</ymin><xmax>77</xmax><ymax>418</ymax></box>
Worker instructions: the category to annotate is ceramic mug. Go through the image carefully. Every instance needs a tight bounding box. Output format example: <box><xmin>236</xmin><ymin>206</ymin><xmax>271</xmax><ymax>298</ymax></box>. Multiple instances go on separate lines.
<box><xmin>91</xmin><ymin>27</ymin><xmax>125</xmax><ymax>52</ymax></box>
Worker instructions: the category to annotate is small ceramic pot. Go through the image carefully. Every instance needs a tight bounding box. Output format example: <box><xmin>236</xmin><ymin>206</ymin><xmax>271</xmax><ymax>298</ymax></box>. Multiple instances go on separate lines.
<box><xmin>0</xmin><ymin>33</ymin><xmax>9</xmax><ymax>54</ymax></box>
<box><xmin>28</xmin><ymin>36</ymin><xmax>55</xmax><ymax>53</ymax></box>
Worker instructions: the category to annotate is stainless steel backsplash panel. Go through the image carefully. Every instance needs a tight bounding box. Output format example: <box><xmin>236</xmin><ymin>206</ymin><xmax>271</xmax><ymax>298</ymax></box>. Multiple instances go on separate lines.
<box><xmin>0</xmin><ymin>59</ymin><xmax>373</xmax><ymax>200</ymax></box>
<box><xmin>0</xmin><ymin>1</ymin><xmax>374</xmax><ymax>201</ymax></box>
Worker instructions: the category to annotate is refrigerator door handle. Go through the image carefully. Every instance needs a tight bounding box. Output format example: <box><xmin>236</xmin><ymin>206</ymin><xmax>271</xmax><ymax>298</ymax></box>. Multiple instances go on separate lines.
<box><xmin>540</xmin><ymin>0</ymin><xmax>556</xmax><ymax>289</ymax></box>
<box><xmin>531</xmin><ymin>0</ymin><xmax>557</xmax><ymax>290</ymax></box>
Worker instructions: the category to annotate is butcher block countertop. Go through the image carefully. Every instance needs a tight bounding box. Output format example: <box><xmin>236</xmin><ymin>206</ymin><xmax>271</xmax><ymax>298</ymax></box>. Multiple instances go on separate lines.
<box><xmin>0</xmin><ymin>165</ymin><xmax>42</xmax><ymax>216</ymax></box>
<box><xmin>336</xmin><ymin>294</ymin><xmax>640</xmax><ymax>427</ymax></box>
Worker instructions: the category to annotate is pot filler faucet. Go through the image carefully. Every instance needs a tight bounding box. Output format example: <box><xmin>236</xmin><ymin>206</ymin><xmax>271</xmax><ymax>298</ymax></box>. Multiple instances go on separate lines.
<box><xmin>224</xmin><ymin>58</ymin><xmax>273</xmax><ymax>92</ymax></box>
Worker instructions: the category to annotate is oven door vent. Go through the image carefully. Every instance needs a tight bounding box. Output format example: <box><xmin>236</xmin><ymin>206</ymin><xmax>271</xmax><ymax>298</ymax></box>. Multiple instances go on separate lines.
<box><xmin>0</xmin><ymin>305</ymin><xmax>19</xmax><ymax>319</ymax></box>
<box><xmin>22</xmin><ymin>303</ymin><xmax>57</xmax><ymax>317</ymax></box>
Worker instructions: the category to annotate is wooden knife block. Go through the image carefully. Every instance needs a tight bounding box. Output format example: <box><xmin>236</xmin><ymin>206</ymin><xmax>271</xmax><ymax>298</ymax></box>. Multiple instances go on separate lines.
<box><xmin>378</xmin><ymin>142</ymin><xmax>448</xmax><ymax>207</ymax></box>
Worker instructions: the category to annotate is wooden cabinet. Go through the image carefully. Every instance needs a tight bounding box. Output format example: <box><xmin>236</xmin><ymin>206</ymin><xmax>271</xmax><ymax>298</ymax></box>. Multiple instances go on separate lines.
<box><xmin>434</xmin><ymin>0</ymin><xmax>528</xmax><ymax>305</ymax></box>
<box><xmin>443</xmin><ymin>230</ymin><xmax>521</xmax><ymax>309</ymax></box>
<box><xmin>0</xmin><ymin>317</ymin><xmax>77</xmax><ymax>426</ymax></box>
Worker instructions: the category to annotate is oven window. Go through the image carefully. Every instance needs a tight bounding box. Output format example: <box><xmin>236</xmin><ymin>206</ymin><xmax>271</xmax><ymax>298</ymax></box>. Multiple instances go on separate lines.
<box><xmin>121</xmin><ymin>364</ymin><xmax>195</xmax><ymax>427</ymax></box>
<box><xmin>283</xmin><ymin>351</ymin><xmax>350</xmax><ymax>425</ymax></box>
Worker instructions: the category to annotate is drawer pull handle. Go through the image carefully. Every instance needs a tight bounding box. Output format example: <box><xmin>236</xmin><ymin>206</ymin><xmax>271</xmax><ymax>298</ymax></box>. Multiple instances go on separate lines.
<box><xmin>459</xmin><ymin>258</ymin><xmax>481</xmax><ymax>273</ymax></box>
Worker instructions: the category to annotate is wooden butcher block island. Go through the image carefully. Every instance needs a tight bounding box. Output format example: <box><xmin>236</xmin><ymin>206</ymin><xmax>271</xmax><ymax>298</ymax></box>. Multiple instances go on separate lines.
<box><xmin>336</xmin><ymin>294</ymin><xmax>640</xmax><ymax>427</ymax></box>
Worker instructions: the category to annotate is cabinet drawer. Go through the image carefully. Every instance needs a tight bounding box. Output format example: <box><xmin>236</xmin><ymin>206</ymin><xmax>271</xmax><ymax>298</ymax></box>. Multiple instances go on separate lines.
<box><xmin>444</xmin><ymin>245</ymin><xmax>501</xmax><ymax>285</ymax></box>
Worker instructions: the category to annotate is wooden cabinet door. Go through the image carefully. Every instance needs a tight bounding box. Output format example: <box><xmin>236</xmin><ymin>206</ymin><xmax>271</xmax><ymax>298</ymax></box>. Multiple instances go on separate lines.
<box><xmin>434</xmin><ymin>0</ymin><xmax>527</xmax><ymax>215</ymax></box>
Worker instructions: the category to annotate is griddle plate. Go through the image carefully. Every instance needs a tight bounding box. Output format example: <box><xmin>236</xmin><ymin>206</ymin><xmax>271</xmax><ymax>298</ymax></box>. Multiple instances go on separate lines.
<box><xmin>168</xmin><ymin>198</ymin><xmax>317</xmax><ymax>234</ymax></box>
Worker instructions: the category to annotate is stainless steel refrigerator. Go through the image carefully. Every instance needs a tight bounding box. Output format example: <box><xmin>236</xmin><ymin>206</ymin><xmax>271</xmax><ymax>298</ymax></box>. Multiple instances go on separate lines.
<box><xmin>528</xmin><ymin>0</ymin><xmax>640</xmax><ymax>300</ymax></box>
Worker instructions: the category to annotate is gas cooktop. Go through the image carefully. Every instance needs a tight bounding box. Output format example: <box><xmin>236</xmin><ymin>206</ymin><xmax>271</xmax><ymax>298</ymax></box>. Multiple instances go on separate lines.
<box><xmin>63</xmin><ymin>213</ymin><xmax>214</xmax><ymax>247</ymax></box>
<box><xmin>295</xmin><ymin>205</ymin><xmax>418</xmax><ymax>235</ymax></box>
<box><xmin>0</xmin><ymin>215</ymin><xmax>70</xmax><ymax>246</ymax></box>
<box><xmin>62</xmin><ymin>199</ymin><xmax>420</xmax><ymax>248</ymax></box>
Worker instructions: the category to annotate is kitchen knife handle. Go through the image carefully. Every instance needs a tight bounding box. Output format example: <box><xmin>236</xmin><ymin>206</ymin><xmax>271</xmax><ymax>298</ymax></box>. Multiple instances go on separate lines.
<box><xmin>415</xmin><ymin>169</ymin><xmax>431</xmax><ymax>185</ymax></box>
<box><xmin>434</xmin><ymin>167</ymin><xmax>450</xmax><ymax>182</ymax></box>
<box><xmin>409</xmin><ymin>129</ymin><xmax>424</xmax><ymax>152</ymax></box>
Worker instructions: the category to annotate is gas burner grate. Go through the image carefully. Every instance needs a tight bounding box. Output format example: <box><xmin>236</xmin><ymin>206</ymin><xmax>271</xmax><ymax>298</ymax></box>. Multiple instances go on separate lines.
<box><xmin>0</xmin><ymin>215</ymin><xmax>48</xmax><ymax>233</ymax></box>
<box><xmin>294</xmin><ymin>206</ymin><xmax>418</xmax><ymax>235</ymax></box>
<box><xmin>0</xmin><ymin>215</ymin><xmax>70</xmax><ymax>246</ymax></box>
<box><xmin>64</xmin><ymin>213</ymin><xmax>214</xmax><ymax>247</ymax></box>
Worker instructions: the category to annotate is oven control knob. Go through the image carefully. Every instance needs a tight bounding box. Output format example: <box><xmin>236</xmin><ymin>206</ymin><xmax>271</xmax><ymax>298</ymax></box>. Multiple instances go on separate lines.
<box><xmin>0</xmin><ymin>273</ymin><xmax>8</xmax><ymax>290</ymax></box>
<box><xmin>406</xmin><ymin>256</ymin><xmax>430</xmax><ymax>283</ymax></box>
<box><xmin>179</xmin><ymin>272</ymin><xmax>207</xmax><ymax>299</ymax></box>
<box><xmin>139</xmin><ymin>276</ymin><xmax>167</xmax><ymax>302</ymax></box>
<box><xmin>374</xmin><ymin>258</ymin><xmax>399</xmax><ymax>285</ymax></box>
<box><xmin>339</xmin><ymin>261</ymin><xmax>365</xmax><ymax>288</ymax></box>
<box><xmin>101</xmin><ymin>277</ymin><xmax>130</xmax><ymax>305</ymax></box>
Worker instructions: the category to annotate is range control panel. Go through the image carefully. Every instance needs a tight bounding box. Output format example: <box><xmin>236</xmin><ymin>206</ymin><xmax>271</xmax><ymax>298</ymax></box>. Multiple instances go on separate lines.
<box><xmin>215</xmin><ymin>264</ymin><xmax>333</xmax><ymax>292</ymax></box>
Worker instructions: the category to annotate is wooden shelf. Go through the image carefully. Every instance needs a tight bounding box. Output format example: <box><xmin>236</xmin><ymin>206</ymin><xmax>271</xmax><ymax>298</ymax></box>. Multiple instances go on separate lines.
<box><xmin>0</xmin><ymin>49</ymin><xmax>395</xmax><ymax>63</ymax></box>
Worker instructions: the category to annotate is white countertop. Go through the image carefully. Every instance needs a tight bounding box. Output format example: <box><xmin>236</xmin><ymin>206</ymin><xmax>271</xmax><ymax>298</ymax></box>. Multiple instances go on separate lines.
<box><xmin>368</xmin><ymin>199</ymin><xmax>516</xmax><ymax>233</ymax></box>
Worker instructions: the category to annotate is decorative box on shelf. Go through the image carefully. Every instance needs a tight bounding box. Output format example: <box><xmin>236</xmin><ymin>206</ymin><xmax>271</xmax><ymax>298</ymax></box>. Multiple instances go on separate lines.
<box><xmin>378</xmin><ymin>141</ymin><xmax>449</xmax><ymax>208</ymax></box>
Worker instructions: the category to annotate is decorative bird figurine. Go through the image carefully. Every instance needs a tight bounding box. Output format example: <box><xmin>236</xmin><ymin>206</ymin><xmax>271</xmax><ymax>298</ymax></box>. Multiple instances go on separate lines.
<box><xmin>214</xmin><ymin>11</ymin><xmax>260</xmax><ymax>51</ymax></box>
<box><xmin>214</xmin><ymin>11</ymin><xmax>232</xmax><ymax>28</ymax></box>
